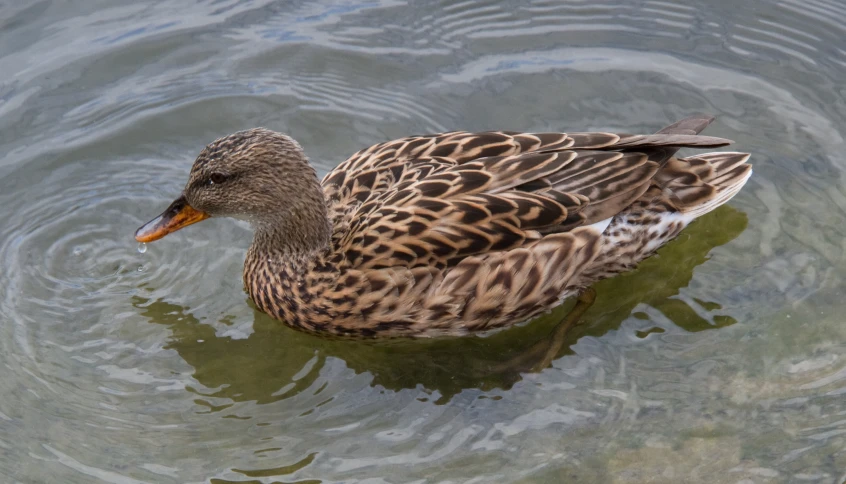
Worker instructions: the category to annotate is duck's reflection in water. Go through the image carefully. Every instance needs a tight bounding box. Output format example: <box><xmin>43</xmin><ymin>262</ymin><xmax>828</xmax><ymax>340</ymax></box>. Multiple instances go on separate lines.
<box><xmin>133</xmin><ymin>206</ymin><xmax>747</xmax><ymax>404</ymax></box>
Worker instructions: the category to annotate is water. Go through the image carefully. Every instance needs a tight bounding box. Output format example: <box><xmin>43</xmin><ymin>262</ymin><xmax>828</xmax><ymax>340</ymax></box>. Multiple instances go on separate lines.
<box><xmin>1</xmin><ymin>0</ymin><xmax>845</xmax><ymax>482</ymax></box>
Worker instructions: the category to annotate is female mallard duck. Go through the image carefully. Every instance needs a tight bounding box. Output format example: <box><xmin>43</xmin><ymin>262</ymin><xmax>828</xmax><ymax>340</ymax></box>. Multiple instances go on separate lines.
<box><xmin>136</xmin><ymin>115</ymin><xmax>751</xmax><ymax>338</ymax></box>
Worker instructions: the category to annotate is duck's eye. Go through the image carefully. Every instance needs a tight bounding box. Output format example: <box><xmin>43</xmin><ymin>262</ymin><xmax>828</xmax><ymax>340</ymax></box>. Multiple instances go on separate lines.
<box><xmin>208</xmin><ymin>173</ymin><xmax>228</xmax><ymax>185</ymax></box>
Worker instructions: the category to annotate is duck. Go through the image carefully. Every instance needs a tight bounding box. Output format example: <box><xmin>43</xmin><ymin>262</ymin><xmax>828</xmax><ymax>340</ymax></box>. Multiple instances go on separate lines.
<box><xmin>135</xmin><ymin>114</ymin><xmax>751</xmax><ymax>338</ymax></box>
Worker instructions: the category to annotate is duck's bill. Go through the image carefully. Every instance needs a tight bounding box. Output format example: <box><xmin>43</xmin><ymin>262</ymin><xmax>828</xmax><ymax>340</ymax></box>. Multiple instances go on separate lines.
<box><xmin>134</xmin><ymin>195</ymin><xmax>209</xmax><ymax>243</ymax></box>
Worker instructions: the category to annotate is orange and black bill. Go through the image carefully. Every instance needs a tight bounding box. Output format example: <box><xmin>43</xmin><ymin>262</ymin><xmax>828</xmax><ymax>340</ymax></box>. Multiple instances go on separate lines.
<box><xmin>135</xmin><ymin>195</ymin><xmax>209</xmax><ymax>243</ymax></box>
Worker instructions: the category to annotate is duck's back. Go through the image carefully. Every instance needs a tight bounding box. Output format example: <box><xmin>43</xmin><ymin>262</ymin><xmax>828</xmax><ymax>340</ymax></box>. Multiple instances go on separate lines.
<box><xmin>297</xmin><ymin>115</ymin><xmax>751</xmax><ymax>336</ymax></box>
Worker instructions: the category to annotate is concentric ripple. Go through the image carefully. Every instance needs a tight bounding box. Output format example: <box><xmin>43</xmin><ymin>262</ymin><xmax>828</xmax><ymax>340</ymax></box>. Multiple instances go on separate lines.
<box><xmin>3</xmin><ymin>159</ymin><xmax>176</xmax><ymax>316</ymax></box>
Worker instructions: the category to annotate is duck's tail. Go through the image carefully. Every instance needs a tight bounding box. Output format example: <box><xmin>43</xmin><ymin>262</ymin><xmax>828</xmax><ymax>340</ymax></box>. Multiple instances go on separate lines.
<box><xmin>659</xmin><ymin>152</ymin><xmax>752</xmax><ymax>218</ymax></box>
<box><xmin>641</xmin><ymin>114</ymin><xmax>751</xmax><ymax>219</ymax></box>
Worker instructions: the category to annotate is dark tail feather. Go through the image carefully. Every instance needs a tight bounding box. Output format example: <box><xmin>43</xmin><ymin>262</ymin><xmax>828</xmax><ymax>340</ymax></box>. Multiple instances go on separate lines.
<box><xmin>655</xmin><ymin>114</ymin><xmax>716</xmax><ymax>136</ymax></box>
<box><xmin>644</xmin><ymin>114</ymin><xmax>725</xmax><ymax>165</ymax></box>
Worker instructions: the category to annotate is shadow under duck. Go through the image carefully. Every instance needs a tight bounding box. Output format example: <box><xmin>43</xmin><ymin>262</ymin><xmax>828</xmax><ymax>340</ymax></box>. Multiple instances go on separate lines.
<box><xmin>136</xmin><ymin>115</ymin><xmax>751</xmax><ymax>338</ymax></box>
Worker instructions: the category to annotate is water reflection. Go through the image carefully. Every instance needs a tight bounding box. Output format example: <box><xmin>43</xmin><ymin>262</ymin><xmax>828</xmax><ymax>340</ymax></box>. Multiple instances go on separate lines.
<box><xmin>133</xmin><ymin>206</ymin><xmax>747</xmax><ymax>404</ymax></box>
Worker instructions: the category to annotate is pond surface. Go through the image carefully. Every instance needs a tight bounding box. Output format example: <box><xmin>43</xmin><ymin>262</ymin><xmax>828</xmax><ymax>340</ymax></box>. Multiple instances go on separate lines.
<box><xmin>2</xmin><ymin>0</ymin><xmax>845</xmax><ymax>482</ymax></box>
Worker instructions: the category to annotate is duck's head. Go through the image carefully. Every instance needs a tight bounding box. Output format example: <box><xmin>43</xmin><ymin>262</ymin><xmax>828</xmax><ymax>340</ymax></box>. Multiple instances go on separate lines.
<box><xmin>135</xmin><ymin>128</ymin><xmax>329</xmax><ymax>250</ymax></box>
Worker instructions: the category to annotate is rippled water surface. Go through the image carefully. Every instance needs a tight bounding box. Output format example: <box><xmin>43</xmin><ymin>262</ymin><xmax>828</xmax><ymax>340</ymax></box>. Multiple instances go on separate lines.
<box><xmin>2</xmin><ymin>0</ymin><xmax>846</xmax><ymax>482</ymax></box>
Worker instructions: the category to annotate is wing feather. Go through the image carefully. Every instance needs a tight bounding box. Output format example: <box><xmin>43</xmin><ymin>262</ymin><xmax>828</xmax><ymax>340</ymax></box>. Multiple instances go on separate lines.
<box><xmin>320</xmin><ymin>124</ymin><xmax>737</xmax><ymax>274</ymax></box>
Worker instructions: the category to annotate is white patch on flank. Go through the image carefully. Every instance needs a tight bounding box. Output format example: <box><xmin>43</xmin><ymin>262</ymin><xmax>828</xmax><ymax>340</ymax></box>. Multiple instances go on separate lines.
<box><xmin>642</xmin><ymin>212</ymin><xmax>695</xmax><ymax>254</ymax></box>
<box><xmin>585</xmin><ymin>217</ymin><xmax>613</xmax><ymax>235</ymax></box>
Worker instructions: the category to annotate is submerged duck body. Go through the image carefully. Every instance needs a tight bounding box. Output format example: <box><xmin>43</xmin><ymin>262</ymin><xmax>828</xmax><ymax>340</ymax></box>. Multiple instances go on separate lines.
<box><xmin>136</xmin><ymin>115</ymin><xmax>751</xmax><ymax>338</ymax></box>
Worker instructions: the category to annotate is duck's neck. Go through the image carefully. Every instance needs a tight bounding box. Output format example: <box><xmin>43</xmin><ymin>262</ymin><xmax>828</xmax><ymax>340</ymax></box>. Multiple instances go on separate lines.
<box><xmin>251</xmin><ymin>196</ymin><xmax>332</xmax><ymax>258</ymax></box>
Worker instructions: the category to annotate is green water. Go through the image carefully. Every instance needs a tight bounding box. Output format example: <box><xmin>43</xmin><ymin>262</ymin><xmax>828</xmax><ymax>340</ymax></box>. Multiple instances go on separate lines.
<box><xmin>1</xmin><ymin>1</ymin><xmax>845</xmax><ymax>482</ymax></box>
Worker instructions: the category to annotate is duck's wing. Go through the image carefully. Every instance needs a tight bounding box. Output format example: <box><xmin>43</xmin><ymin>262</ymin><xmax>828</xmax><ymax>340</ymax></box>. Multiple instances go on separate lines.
<box><xmin>321</xmin><ymin>131</ymin><xmax>564</xmax><ymax>232</ymax></box>
<box><xmin>331</xmin><ymin>149</ymin><xmax>726</xmax><ymax>271</ymax></box>
<box><xmin>332</xmin><ymin>149</ymin><xmax>628</xmax><ymax>269</ymax></box>
<box><xmin>321</xmin><ymin>125</ymin><xmax>730</xmax><ymax>233</ymax></box>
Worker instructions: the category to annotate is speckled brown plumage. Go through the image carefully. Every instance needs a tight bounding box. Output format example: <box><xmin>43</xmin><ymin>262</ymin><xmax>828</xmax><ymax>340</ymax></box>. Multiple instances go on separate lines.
<box><xmin>138</xmin><ymin>115</ymin><xmax>752</xmax><ymax>338</ymax></box>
